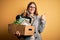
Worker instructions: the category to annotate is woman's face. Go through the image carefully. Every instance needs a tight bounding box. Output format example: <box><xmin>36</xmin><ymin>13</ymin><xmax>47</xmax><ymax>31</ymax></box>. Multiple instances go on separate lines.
<box><xmin>28</xmin><ymin>4</ymin><xmax>35</xmax><ymax>14</ymax></box>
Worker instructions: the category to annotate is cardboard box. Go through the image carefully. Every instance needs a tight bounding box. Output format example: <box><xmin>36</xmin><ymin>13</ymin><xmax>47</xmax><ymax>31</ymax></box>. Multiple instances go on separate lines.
<box><xmin>8</xmin><ymin>24</ymin><xmax>35</xmax><ymax>36</ymax></box>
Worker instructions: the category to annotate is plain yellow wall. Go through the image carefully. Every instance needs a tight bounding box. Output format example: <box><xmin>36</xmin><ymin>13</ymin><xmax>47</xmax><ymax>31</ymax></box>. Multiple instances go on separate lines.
<box><xmin>0</xmin><ymin>0</ymin><xmax>60</xmax><ymax>40</ymax></box>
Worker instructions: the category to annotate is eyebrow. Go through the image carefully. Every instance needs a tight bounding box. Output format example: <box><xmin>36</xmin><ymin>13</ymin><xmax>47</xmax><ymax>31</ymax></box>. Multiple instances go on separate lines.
<box><xmin>29</xmin><ymin>6</ymin><xmax>35</xmax><ymax>7</ymax></box>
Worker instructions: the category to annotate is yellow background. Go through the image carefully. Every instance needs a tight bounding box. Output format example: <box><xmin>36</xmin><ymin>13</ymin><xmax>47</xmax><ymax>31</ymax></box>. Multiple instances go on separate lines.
<box><xmin>0</xmin><ymin>0</ymin><xmax>60</xmax><ymax>40</ymax></box>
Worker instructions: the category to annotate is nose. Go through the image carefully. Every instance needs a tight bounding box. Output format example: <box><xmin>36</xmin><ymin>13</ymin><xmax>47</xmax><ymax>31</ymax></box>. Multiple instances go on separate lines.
<box><xmin>30</xmin><ymin>8</ymin><xmax>35</xmax><ymax>11</ymax></box>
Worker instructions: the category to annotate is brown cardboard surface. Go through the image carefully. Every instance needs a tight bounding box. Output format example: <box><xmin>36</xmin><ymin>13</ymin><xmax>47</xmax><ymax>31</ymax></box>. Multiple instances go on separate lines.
<box><xmin>8</xmin><ymin>24</ymin><xmax>35</xmax><ymax>36</ymax></box>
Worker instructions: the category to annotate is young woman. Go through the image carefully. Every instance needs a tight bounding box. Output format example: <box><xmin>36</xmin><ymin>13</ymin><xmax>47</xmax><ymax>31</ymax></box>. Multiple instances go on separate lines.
<box><xmin>16</xmin><ymin>2</ymin><xmax>46</xmax><ymax>40</ymax></box>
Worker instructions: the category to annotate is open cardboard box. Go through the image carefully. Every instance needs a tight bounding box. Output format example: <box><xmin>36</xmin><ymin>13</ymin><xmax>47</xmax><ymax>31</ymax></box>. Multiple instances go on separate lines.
<box><xmin>8</xmin><ymin>24</ymin><xmax>35</xmax><ymax>36</ymax></box>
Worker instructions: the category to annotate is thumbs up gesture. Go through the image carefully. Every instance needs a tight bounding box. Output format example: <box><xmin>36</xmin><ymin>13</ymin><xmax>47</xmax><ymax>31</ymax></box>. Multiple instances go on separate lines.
<box><xmin>41</xmin><ymin>13</ymin><xmax>46</xmax><ymax>21</ymax></box>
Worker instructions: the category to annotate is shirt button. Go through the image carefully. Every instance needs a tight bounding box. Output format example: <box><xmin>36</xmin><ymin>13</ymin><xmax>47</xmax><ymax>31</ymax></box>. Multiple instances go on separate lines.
<box><xmin>34</xmin><ymin>32</ymin><xmax>36</xmax><ymax>33</ymax></box>
<box><xmin>35</xmin><ymin>37</ymin><xmax>37</xmax><ymax>39</ymax></box>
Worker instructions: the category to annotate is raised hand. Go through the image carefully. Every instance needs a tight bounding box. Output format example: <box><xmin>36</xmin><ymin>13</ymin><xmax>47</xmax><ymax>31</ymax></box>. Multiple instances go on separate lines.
<box><xmin>41</xmin><ymin>13</ymin><xmax>46</xmax><ymax>21</ymax></box>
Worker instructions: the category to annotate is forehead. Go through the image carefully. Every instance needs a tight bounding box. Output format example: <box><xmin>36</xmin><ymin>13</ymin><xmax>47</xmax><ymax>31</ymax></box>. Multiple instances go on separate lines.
<box><xmin>30</xmin><ymin>4</ymin><xmax>35</xmax><ymax>7</ymax></box>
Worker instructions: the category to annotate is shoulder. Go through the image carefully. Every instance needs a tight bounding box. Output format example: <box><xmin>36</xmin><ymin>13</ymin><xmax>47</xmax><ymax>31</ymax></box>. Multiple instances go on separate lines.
<box><xmin>33</xmin><ymin>15</ymin><xmax>41</xmax><ymax>20</ymax></box>
<box><xmin>36</xmin><ymin>15</ymin><xmax>41</xmax><ymax>19</ymax></box>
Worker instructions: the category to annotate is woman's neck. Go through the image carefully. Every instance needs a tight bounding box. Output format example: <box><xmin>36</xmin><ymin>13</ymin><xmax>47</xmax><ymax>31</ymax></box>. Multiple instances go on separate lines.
<box><xmin>30</xmin><ymin>13</ymin><xmax>34</xmax><ymax>16</ymax></box>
